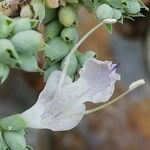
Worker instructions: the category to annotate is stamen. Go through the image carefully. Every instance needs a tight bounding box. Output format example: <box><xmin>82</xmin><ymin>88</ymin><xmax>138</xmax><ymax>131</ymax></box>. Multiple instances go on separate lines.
<box><xmin>85</xmin><ymin>79</ymin><xmax>145</xmax><ymax>114</ymax></box>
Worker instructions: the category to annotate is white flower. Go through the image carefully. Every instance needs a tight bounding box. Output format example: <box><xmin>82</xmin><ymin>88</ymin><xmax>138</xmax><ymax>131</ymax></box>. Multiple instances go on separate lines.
<box><xmin>21</xmin><ymin>58</ymin><xmax>120</xmax><ymax>131</ymax></box>
<box><xmin>21</xmin><ymin>19</ymin><xmax>145</xmax><ymax>131</ymax></box>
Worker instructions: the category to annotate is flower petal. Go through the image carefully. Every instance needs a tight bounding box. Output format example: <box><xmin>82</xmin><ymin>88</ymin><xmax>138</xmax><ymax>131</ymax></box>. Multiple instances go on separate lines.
<box><xmin>22</xmin><ymin>58</ymin><xmax>120</xmax><ymax>131</ymax></box>
<box><xmin>62</xmin><ymin>58</ymin><xmax>120</xmax><ymax>104</ymax></box>
<box><xmin>21</xmin><ymin>103</ymin><xmax>45</xmax><ymax>129</ymax></box>
<box><xmin>21</xmin><ymin>71</ymin><xmax>72</xmax><ymax>129</ymax></box>
<box><xmin>25</xmin><ymin>91</ymin><xmax>85</xmax><ymax>131</ymax></box>
<box><xmin>42</xmin><ymin>100</ymin><xmax>85</xmax><ymax>131</ymax></box>
<box><xmin>40</xmin><ymin>58</ymin><xmax>120</xmax><ymax>130</ymax></box>
<box><xmin>38</xmin><ymin>70</ymin><xmax>72</xmax><ymax>105</ymax></box>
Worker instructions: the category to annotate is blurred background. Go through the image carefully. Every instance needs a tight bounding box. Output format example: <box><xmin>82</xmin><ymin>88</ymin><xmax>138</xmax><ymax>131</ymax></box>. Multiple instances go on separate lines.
<box><xmin>0</xmin><ymin>1</ymin><xmax>150</xmax><ymax>150</ymax></box>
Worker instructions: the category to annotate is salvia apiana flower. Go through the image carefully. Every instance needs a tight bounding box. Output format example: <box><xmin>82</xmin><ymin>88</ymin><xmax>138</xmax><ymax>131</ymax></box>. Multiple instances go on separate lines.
<box><xmin>21</xmin><ymin>58</ymin><xmax>120</xmax><ymax>131</ymax></box>
<box><xmin>21</xmin><ymin>19</ymin><xmax>145</xmax><ymax>131</ymax></box>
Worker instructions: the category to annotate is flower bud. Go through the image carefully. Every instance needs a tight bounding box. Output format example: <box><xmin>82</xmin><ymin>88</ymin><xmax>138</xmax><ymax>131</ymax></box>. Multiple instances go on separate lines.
<box><xmin>20</xmin><ymin>4</ymin><xmax>33</xmax><ymax>18</ymax></box>
<box><xmin>43</xmin><ymin>6</ymin><xmax>58</xmax><ymax>24</ymax></box>
<box><xmin>11</xmin><ymin>30</ymin><xmax>44</xmax><ymax>54</ymax></box>
<box><xmin>126</xmin><ymin>1</ymin><xmax>141</xmax><ymax>14</ymax></box>
<box><xmin>61</xmin><ymin>26</ymin><xmax>78</xmax><ymax>44</ymax></box>
<box><xmin>3</xmin><ymin>131</ymin><xmax>26</xmax><ymax>150</ymax></box>
<box><xmin>77</xmin><ymin>50</ymin><xmax>97</xmax><ymax>66</ymax></box>
<box><xmin>19</xmin><ymin>54</ymin><xmax>43</xmax><ymax>72</ymax></box>
<box><xmin>0</xmin><ymin>114</ymin><xmax>27</xmax><ymax>131</ymax></box>
<box><xmin>113</xmin><ymin>8</ymin><xmax>122</xmax><ymax>20</ymax></box>
<box><xmin>0</xmin><ymin>39</ymin><xmax>22</xmax><ymax>67</ymax></box>
<box><xmin>44</xmin><ymin>62</ymin><xmax>60</xmax><ymax>82</ymax></box>
<box><xmin>0</xmin><ymin>15</ymin><xmax>14</xmax><ymax>38</ymax></box>
<box><xmin>61</xmin><ymin>53</ymin><xmax>78</xmax><ymax>77</ymax></box>
<box><xmin>0</xmin><ymin>63</ymin><xmax>9</xmax><ymax>84</ymax></box>
<box><xmin>45</xmin><ymin>37</ymin><xmax>70</xmax><ymax>62</ymax></box>
<box><xmin>45</xmin><ymin>20</ymin><xmax>63</xmax><ymax>41</ymax></box>
<box><xmin>13</xmin><ymin>18</ymin><xmax>38</xmax><ymax>34</ymax></box>
<box><xmin>59</xmin><ymin>6</ymin><xmax>77</xmax><ymax>27</ymax></box>
<box><xmin>96</xmin><ymin>4</ymin><xmax>113</xmax><ymax>20</ymax></box>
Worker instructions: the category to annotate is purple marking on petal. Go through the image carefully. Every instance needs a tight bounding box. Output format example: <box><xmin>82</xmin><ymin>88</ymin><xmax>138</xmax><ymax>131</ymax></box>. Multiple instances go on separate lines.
<box><xmin>111</xmin><ymin>63</ymin><xmax>120</xmax><ymax>72</ymax></box>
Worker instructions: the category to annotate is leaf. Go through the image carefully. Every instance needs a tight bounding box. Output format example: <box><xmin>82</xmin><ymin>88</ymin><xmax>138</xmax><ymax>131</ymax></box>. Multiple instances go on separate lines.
<box><xmin>106</xmin><ymin>0</ymin><xmax>122</xmax><ymax>8</ymax></box>
<box><xmin>82</xmin><ymin>0</ymin><xmax>98</xmax><ymax>11</ymax></box>
<box><xmin>0</xmin><ymin>15</ymin><xmax>14</xmax><ymax>38</ymax></box>
<box><xmin>44</xmin><ymin>62</ymin><xmax>60</xmax><ymax>82</ymax></box>
<box><xmin>105</xmin><ymin>24</ymin><xmax>113</xmax><ymax>33</ymax></box>
<box><xmin>44</xmin><ymin>37</ymin><xmax>70</xmax><ymax>62</ymax></box>
<box><xmin>19</xmin><ymin>54</ymin><xmax>43</xmax><ymax>72</ymax></box>
<box><xmin>0</xmin><ymin>63</ymin><xmax>9</xmax><ymax>84</ymax></box>
<box><xmin>11</xmin><ymin>30</ymin><xmax>44</xmax><ymax>55</ymax></box>
<box><xmin>0</xmin><ymin>131</ymin><xmax>8</xmax><ymax>150</ymax></box>
<box><xmin>3</xmin><ymin>131</ymin><xmax>26</xmax><ymax>150</ymax></box>
<box><xmin>0</xmin><ymin>39</ymin><xmax>22</xmax><ymax>68</ymax></box>
<box><xmin>61</xmin><ymin>53</ymin><xmax>78</xmax><ymax>78</ymax></box>
<box><xmin>76</xmin><ymin>50</ymin><xmax>97</xmax><ymax>66</ymax></box>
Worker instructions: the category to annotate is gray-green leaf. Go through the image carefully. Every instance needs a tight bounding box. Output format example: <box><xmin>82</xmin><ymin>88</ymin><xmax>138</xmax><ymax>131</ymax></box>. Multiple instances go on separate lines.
<box><xmin>0</xmin><ymin>63</ymin><xmax>9</xmax><ymax>84</ymax></box>
<box><xmin>0</xmin><ymin>131</ymin><xmax>8</xmax><ymax>150</ymax></box>
<box><xmin>19</xmin><ymin>54</ymin><xmax>43</xmax><ymax>72</ymax></box>
<box><xmin>3</xmin><ymin>131</ymin><xmax>26</xmax><ymax>150</ymax></box>
<box><xmin>0</xmin><ymin>114</ymin><xmax>27</xmax><ymax>131</ymax></box>
<box><xmin>0</xmin><ymin>39</ymin><xmax>22</xmax><ymax>68</ymax></box>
